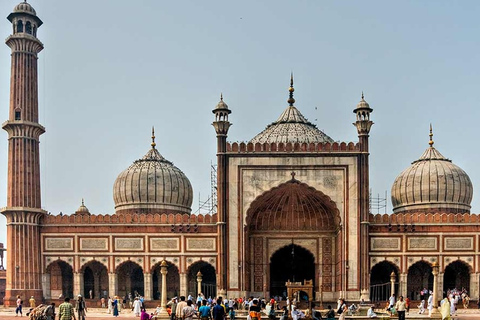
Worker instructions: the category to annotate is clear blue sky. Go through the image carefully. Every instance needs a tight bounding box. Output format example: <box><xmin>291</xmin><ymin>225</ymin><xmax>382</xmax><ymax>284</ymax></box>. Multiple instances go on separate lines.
<box><xmin>1</xmin><ymin>0</ymin><xmax>479</xmax><ymax>251</ymax></box>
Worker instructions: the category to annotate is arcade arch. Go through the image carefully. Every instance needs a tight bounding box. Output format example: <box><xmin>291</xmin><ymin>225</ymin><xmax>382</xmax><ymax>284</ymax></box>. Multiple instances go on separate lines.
<box><xmin>46</xmin><ymin>260</ymin><xmax>73</xmax><ymax>299</ymax></box>
<box><xmin>407</xmin><ymin>261</ymin><xmax>433</xmax><ymax>300</ymax></box>
<box><xmin>443</xmin><ymin>260</ymin><xmax>471</xmax><ymax>294</ymax></box>
<box><xmin>370</xmin><ymin>261</ymin><xmax>398</xmax><ymax>302</ymax></box>
<box><xmin>187</xmin><ymin>261</ymin><xmax>216</xmax><ymax>298</ymax></box>
<box><xmin>152</xmin><ymin>261</ymin><xmax>180</xmax><ymax>300</ymax></box>
<box><xmin>117</xmin><ymin>261</ymin><xmax>144</xmax><ymax>297</ymax></box>
<box><xmin>81</xmin><ymin>260</ymin><xmax>108</xmax><ymax>299</ymax></box>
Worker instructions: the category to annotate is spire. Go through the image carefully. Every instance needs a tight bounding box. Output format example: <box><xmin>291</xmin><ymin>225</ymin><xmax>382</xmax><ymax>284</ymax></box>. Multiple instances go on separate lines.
<box><xmin>361</xmin><ymin>91</ymin><xmax>364</xmax><ymax>100</ymax></box>
<box><xmin>429</xmin><ymin>123</ymin><xmax>434</xmax><ymax>147</ymax></box>
<box><xmin>151</xmin><ymin>126</ymin><xmax>156</xmax><ymax>149</ymax></box>
<box><xmin>81</xmin><ymin>198</ymin><xmax>84</xmax><ymax>206</ymax></box>
<box><xmin>220</xmin><ymin>93</ymin><xmax>223</xmax><ymax>101</ymax></box>
<box><xmin>287</xmin><ymin>73</ymin><xmax>295</xmax><ymax>106</ymax></box>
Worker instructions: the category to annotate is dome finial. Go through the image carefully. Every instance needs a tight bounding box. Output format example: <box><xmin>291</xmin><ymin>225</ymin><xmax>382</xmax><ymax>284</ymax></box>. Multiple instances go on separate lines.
<box><xmin>429</xmin><ymin>123</ymin><xmax>434</xmax><ymax>147</ymax></box>
<box><xmin>151</xmin><ymin>126</ymin><xmax>156</xmax><ymax>149</ymax></box>
<box><xmin>81</xmin><ymin>198</ymin><xmax>84</xmax><ymax>206</ymax></box>
<box><xmin>361</xmin><ymin>91</ymin><xmax>364</xmax><ymax>100</ymax></box>
<box><xmin>287</xmin><ymin>73</ymin><xmax>295</xmax><ymax>106</ymax></box>
<box><xmin>220</xmin><ymin>93</ymin><xmax>223</xmax><ymax>101</ymax></box>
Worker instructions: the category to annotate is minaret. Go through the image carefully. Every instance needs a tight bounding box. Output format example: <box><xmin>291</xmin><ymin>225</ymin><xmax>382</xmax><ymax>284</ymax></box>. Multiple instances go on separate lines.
<box><xmin>1</xmin><ymin>1</ymin><xmax>46</xmax><ymax>306</ymax></box>
<box><xmin>353</xmin><ymin>93</ymin><xmax>373</xmax><ymax>301</ymax></box>
<box><xmin>212</xmin><ymin>94</ymin><xmax>231</xmax><ymax>296</ymax></box>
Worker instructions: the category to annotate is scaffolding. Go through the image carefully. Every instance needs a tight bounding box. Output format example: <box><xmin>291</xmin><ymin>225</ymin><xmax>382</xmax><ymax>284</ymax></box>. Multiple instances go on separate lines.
<box><xmin>369</xmin><ymin>189</ymin><xmax>387</xmax><ymax>214</ymax></box>
<box><xmin>194</xmin><ymin>163</ymin><xmax>217</xmax><ymax>215</ymax></box>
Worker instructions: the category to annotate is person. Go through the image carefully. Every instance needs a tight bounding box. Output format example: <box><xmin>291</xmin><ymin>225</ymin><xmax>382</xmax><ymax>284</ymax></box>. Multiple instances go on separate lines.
<box><xmin>449</xmin><ymin>294</ymin><xmax>456</xmax><ymax>316</ymax></box>
<box><xmin>75</xmin><ymin>295</ymin><xmax>87</xmax><ymax>320</ymax></box>
<box><xmin>59</xmin><ymin>297</ymin><xmax>76</xmax><ymax>320</ymax></box>
<box><xmin>325</xmin><ymin>305</ymin><xmax>335</xmax><ymax>320</ymax></box>
<box><xmin>141</xmin><ymin>307</ymin><xmax>151</xmax><ymax>320</ymax></box>
<box><xmin>101</xmin><ymin>297</ymin><xmax>106</xmax><ymax>308</ymax></box>
<box><xmin>386</xmin><ymin>294</ymin><xmax>395</xmax><ymax>314</ymax></box>
<box><xmin>291</xmin><ymin>306</ymin><xmax>305</xmax><ymax>320</ymax></box>
<box><xmin>395</xmin><ymin>296</ymin><xmax>406</xmax><ymax>320</ymax></box>
<box><xmin>168</xmin><ymin>297</ymin><xmax>178</xmax><ymax>320</ymax></box>
<box><xmin>268</xmin><ymin>303</ymin><xmax>276</xmax><ymax>320</ymax></box>
<box><xmin>405</xmin><ymin>297</ymin><xmax>410</xmax><ymax>314</ymax></box>
<box><xmin>29</xmin><ymin>296</ymin><xmax>36</xmax><ymax>308</ymax></box>
<box><xmin>367</xmin><ymin>306</ymin><xmax>377</xmax><ymax>318</ymax></box>
<box><xmin>199</xmin><ymin>300</ymin><xmax>211</xmax><ymax>320</ymax></box>
<box><xmin>15</xmin><ymin>295</ymin><xmax>23</xmax><ymax>317</ymax></box>
<box><xmin>440</xmin><ymin>296</ymin><xmax>451</xmax><ymax>320</ymax></box>
<box><xmin>336</xmin><ymin>299</ymin><xmax>345</xmax><ymax>316</ymax></box>
<box><xmin>418</xmin><ymin>299</ymin><xmax>425</xmax><ymax>314</ymax></box>
<box><xmin>213</xmin><ymin>298</ymin><xmax>226</xmax><ymax>320</ymax></box>
<box><xmin>44</xmin><ymin>302</ymin><xmax>56</xmax><ymax>320</ymax></box>
<box><xmin>133</xmin><ymin>297</ymin><xmax>142</xmax><ymax>317</ymax></box>
<box><xmin>182</xmin><ymin>300</ymin><xmax>197</xmax><ymax>320</ymax></box>
<box><xmin>108</xmin><ymin>297</ymin><xmax>113</xmax><ymax>314</ymax></box>
<box><xmin>338</xmin><ymin>304</ymin><xmax>347</xmax><ymax>320</ymax></box>
<box><xmin>112</xmin><ymin>296</ymin><xmax>119</xmax><ymax>317</ymax></box>
<box><xmin>249</xmin><ymin>299</ymin><xmax>262</xmax><ymax>320</ymax></box>
<box><xmin>310</xmin><ymin>302</ymin><xmax>321</xmax><ymax>320</ymax></box>
<box><xmin>427</xmin><ymin>293</ymin><xmax>434</xmax><ymax>316</ymax></box>
<box><xmin>229</xmin><ymin>307</ymin><xmax>236</xmax><ymax>320</ymax></box>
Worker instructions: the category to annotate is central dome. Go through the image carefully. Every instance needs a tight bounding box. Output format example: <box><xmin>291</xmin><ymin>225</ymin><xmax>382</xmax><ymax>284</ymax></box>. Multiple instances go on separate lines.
<box><xmin>249</xmin><ymin>77</ymin><xmax>333</xmax><ymax>144</ymax></box>
<box><xmin>113</xmin><ymin>135</ymin><xmax>193</xmax><ymax>214</ymax></box>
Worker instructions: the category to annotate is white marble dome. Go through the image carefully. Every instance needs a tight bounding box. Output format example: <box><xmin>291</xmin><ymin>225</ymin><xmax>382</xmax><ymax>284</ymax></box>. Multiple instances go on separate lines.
<box><xmin>391</xmin><ymin>139</ymin><xmax>473</xmax><ymax>214</ymax></box>
<box><xmin>113</xmin><ymin>143</ymin><xmax>193</xmax><ymax>214</ymax></box>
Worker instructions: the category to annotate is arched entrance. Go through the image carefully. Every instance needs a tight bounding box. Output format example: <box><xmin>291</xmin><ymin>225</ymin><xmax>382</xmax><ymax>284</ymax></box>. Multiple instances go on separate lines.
<box><xmin>245</xmin><ymin>178</ymin><xmax>341</xmax><ymax>297</ymax></box>
<box><xmin>47</xmin><ymin>260</ymin><xmax>73</xmax><ymax>299</ymax></box>
<box><xmin>187</xmin><ymin>261</ymin><xmax>216</xmax><ymax>298</ymax></box>
<box><xmin>407</xmin><ymin>261</ymin><xmax>433</xmax><ymax>300</ymax></box>
<box><xmin>82</xmin><ymin>261</ymin><xmax>108</xmax><ymax>299</ymax></box>
<box><xmin>370</xmin><ymin>261</ymin><xmax>398</xmax><ymax>302</ymax></box>
<box><xmin>270</xmin><ymin>244</ymin><xmax>315</xmax><ymax>298</ymax></box>
<box><xmin>117</xmin><ymin>261</ymin><xmax>144</xmax><ymax>297</ymax></box>
<box><xmin>444</xmin><ymin>260</ymin><xmax>470</xmax><ymax>293</ymax></box>
<box><xmin>152</xmin><ymin>262</ymin><xmax>180</xmax><ymax>300</ymax></box>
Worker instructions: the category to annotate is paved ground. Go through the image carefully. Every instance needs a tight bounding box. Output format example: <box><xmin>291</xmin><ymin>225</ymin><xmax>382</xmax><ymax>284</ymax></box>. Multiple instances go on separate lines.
<box><xmin>0</xmin><ymin>307</ymin><xmax>479</xmax><ymax>320</ymax></box>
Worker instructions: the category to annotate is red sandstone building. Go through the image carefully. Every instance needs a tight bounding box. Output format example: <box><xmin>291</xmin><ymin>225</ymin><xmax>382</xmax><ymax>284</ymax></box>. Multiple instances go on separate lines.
<box><xmin>2</xmin><ymin>1</ymin><xmax>479</xmax><ymax>307</ymax></box>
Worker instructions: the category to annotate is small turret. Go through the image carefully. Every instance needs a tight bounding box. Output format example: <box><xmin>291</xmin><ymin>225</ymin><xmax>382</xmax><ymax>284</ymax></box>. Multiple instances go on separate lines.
<box><xmin>353</xmin><ymin>93</ymin><xmax>374</xmax><ymax>151</ymax></box>
<box><xmin>212</xmin><ymin>94</ymin><xmax>232</xmax><ymax>137</ymax></box>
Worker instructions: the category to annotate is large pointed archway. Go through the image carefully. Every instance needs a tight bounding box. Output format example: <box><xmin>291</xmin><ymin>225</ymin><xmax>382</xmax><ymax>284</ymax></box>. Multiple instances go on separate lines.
<box><xmin>245</xmin><ymin>177</ymin><xmax>341</xmax><ymax>298</ymax></box>
<box><xmin>369</xmin><ymin>261</ymin><xmax>399</xmax><ymax>302</ymax></box>
<box><xmin>46</xmin><ymin>260</ymin><xmax>73</xmax><ymax>299</ymax></box>
<box><xmin>407</xmin><ymin>261</ymin><xmax>433</xmax><ymax>300</ymax></box>
<box><xmin>444</xmin><ymin>260</ymin><xmax>470</xmax><ymax>293</ymax></box>
<box><xmin>81</xmin><ymin>260</ymin><xmax>108</xmax><ymax>299</ymax></box>
<box><xmin>117</xmin><ymin>261</ymin><xmax>144</xmax><ymax>297</ymax></box>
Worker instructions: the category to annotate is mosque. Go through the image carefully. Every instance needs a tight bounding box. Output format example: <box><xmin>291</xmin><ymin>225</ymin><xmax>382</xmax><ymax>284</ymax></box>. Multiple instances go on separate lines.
<box><xmin>2</xmin><ymin>1</ymin><xmax>480</xmax><ymax>307</ymax></box>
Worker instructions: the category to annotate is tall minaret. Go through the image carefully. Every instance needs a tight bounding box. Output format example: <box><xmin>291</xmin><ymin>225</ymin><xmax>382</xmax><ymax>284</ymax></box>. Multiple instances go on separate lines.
<box><xmin>212</xmin><ymin>94</ymin><xmax>231</xmax><ymax>296</ymax></box>
<box><xmin>353</xmin><ymin>93</ymin><xmax>373</xmax><ymax>301</ymax></box>
<box><xmin>1</xmin><ymin>1</ymin><xmax>46</xmax><ymax>306</ymax></box>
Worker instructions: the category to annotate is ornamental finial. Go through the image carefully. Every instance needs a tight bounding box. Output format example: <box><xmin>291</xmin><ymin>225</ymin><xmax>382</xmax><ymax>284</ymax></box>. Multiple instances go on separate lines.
<box><xmin>361</xmin><ymin>91</ymin><xmax>364</xmax><ymax>100</ymax></box>
<box><xmin>287</xmin><ymin>73</ymin><xmax>295</xmax><ymax>106</ymax></box>
<box><xmin>429</xmin><ymin>124</ymin><xmax>434</xmax><ymax>147</ymax></box>
<box><xmin>151</xmin><ymin>126</ymin><xmax>156</xmax><ymax>149</ymax></box>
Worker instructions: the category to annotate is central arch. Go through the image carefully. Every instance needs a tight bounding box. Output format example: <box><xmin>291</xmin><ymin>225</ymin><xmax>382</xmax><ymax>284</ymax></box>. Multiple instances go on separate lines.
<box><xmin>269</xmin><ymin>244</ymin><xmax>315</xmax><ymax>297</ymax></box>
<box><xmin>245</xmin><ymin>178</ymin><xmax>341</xmax><ymax>297</ymax></box>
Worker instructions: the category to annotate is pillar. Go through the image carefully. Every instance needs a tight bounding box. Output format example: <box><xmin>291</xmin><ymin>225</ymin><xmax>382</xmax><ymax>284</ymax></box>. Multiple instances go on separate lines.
<box><xmin>197</xmin><ymin>271</ymin><xmax>203</xmax><ymax>296</ymax></box>
<box><xmin>144</xmin><ymin>272</ymin><xmax>152</xmax><ymax>300</ymax></box>
<box><xmin>390</xmin><ymin>271</ymin><xmax>396</xmax><ymax>296</ymax></box>
<box><xmin>431</xmin><ymin>262</ymin><xmax>440</xmax><ymax>315</ymax></box>
<box><xmin>471</xmin><ymin>273</ymin><xmax>480</xmax><ymax>300</ymax></box>
<box><xmin>180</xmin><ymin>273</ymin><xmax>187</xmax><ymax>297</ymax></box>
<box><xmin>158</xmin><ymin>260</ymin><xmax>169</xmax><ymax>316</ymax></box>
<box><xmin>74</xmin><ymin>272</ymin><xmax>84</xmax><ymax>297</ymax></box>
<box><xmin>42</xmin><ymin>273</ymin><xmax>51</xmax><ymax>299</ymax></box>
<box><xmin>109</xmin><ymin>273</ymin><xmax>118</xmax><ymax>299</ymax></box>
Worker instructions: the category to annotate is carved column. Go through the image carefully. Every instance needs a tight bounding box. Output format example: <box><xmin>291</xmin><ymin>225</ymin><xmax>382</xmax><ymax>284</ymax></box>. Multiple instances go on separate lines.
<box><xmin>197</xmin><ymin>271</ymin><xmax>203</xmax><ymax>295</ymax></box>
<box><xmin>109</xmin><ymin>273</ymin><xmax>118</xmax><ymax>299</ymax></box>
<box><xmin>158</xmin><ymin>260</ymin><xmax>169</xmax><ymax>316</ymax></box>
<box><xmin>390</xmin><ymin>272</ymin><xmax>396</xmax><ymax>296</ymax></box>
<box><xmin>144</xmin><ymin>272</ymin><xmax>152</xmax><ymax>300</ymax></box>
<box><xmin>399</xmin><ymin>273</ymin><xmax>407</xmax><ymax>297</ymax></box>
<box><xmin>431</xmin><ymin>262</ymin><xmax>440</xmax><ymax>315</ymax></box>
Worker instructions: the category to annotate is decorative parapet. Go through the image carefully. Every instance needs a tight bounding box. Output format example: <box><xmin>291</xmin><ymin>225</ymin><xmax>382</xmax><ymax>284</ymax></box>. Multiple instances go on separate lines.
<box><xmin>226</xmin><ymin>141</ymin><xmax>360</xmax><ymax>153</ymax></box>
<box><xmin>369</xmin><ymin>212</ymin><xmax>480</xmax><ymax>224</ymax></box>
<box><xmin>43</xmin><ymin>212</ymin><xmax>218</xmax><ymax>225</ymax></box>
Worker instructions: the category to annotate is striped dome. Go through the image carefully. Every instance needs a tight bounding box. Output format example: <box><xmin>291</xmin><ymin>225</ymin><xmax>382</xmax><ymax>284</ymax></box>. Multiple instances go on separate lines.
<box><xmin>113</xmin><ymin>145</ymin><xmax>193</xmax><ymax>214</ymax></box>
<box><xmin>391</xmin><ymin>144</ymin><xmax>473</xmax><ymax>214</ymax></box>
